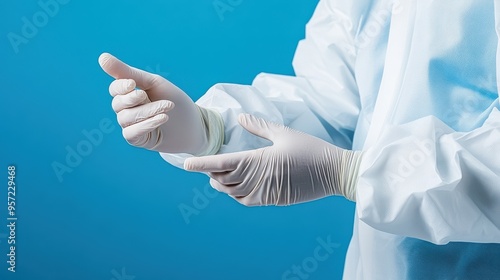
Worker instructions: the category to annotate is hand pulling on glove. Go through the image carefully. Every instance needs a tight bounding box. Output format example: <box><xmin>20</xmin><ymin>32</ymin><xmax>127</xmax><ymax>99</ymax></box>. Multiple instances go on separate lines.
<box><xmin>184</xmin><ymin>114</ymin><xmax>363</xmax><ymax>206</ymax></box>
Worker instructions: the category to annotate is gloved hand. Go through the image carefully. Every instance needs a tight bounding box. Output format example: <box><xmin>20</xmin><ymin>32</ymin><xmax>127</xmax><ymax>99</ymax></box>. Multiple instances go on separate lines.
<box><xmin>98</xmin><ymin>53</ymin><xmax>223</xmax><ymax>155</ymax></box>
<box><xmin>184</xmin><ymin>114</ymin><xmax>364</xmax><ymax>206</ymax></box>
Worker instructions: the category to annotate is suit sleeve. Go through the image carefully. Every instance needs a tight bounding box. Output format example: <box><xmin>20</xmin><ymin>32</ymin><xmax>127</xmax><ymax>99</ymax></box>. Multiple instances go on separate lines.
<box><xmin>357</xmin><ymin>104</ymin><xmax>500</xmax><ymax>244</ymax></box>
<box><xmin>160</xmin><ymin>0</ymin><xmax>367</xmax><ymax>168</ymax></box>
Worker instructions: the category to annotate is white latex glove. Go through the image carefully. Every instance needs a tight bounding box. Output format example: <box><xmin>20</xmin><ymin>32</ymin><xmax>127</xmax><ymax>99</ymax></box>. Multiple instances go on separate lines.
<box><xmin>184</xmin><ymin>114</ymin><xmax>363</xmax><ymax>206</ymax></box>
<box><xmin>98</xmin><ymin>53</ymin><xmax>223</xmax><ymax>155</ymax></box>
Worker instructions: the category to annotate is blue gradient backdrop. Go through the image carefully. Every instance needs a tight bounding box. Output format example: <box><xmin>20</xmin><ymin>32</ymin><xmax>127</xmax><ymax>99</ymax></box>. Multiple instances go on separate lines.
<box><xmin>1</xmin><ymin>0</ymin><xmax>355</xmax><ymax>279</ymax></box>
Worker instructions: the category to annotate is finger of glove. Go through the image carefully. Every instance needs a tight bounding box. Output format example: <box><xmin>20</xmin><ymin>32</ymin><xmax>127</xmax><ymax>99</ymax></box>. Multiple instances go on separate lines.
<box><xmin>208</xmin><ymin>178</ymin><xmax>249</xmax><ymax>197</ymax></box>
<box><xmin>99</xmin><ymin>53</ymin><xmax>159</xmax><ymax>90</ymax></box>
<box><xmin>122</xmin><ymin>114</ymin><xmax>168</xmax><ymax>146</ymax></box>
<box><xmin>109</xmin><ymin>79</ymin><xmax>136</xmax><ymax>97</ymax></box>
<box><xmin>112</xmin><ymin>89</ymin><xmax>150</xmax><ymax>113</ymax></box>
<box><xmin>237</xmin><ymin>113</ymin><xmax>284</xmax><ymax>142</ymax></box>
<box><xmin>117</xmin><ymin>100</ymin><xmax>174</xmax><ymax>128</ymax></box>
<box><xmin>184</xmin><ymin>150</ymin><xmax>250</xmax><ymax>172</ymax></box>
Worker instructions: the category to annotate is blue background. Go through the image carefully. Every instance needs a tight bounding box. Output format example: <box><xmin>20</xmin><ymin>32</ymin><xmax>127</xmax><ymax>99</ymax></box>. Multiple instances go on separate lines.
<box><xmin>0</xmin><ymin>0</ymin><xmax>355</xmax><ymax>279</ymax></box>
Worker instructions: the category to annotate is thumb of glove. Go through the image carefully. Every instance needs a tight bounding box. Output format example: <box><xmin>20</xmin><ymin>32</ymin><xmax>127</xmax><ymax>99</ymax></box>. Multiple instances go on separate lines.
<box><xmin>99</xmin><ymin>52</ymin><xmax>157</xmax><ymax>90</ymax></box>
<box><xmin>238</xmin><ymin>114</ymin><xmax>287</xmax><ymax>142</ymax></box>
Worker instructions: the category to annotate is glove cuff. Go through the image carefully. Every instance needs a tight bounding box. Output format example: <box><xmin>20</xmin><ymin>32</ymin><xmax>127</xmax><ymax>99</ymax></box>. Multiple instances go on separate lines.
<box><xmin>338</xmin><ymin>150</ymin><xmax>364</xmax><ymax>201</ymax></box>
<box><xmin>195</xmin><ymin>105</ymin><xmax>225</xmax><ymax>156</ymax></box>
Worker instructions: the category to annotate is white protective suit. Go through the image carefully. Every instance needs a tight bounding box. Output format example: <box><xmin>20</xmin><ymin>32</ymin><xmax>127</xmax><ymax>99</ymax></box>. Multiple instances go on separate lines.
<box><xmin>162</xmin><ymin>0</ymin><xmax>500</xmax><ymax>278</ymax></box>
